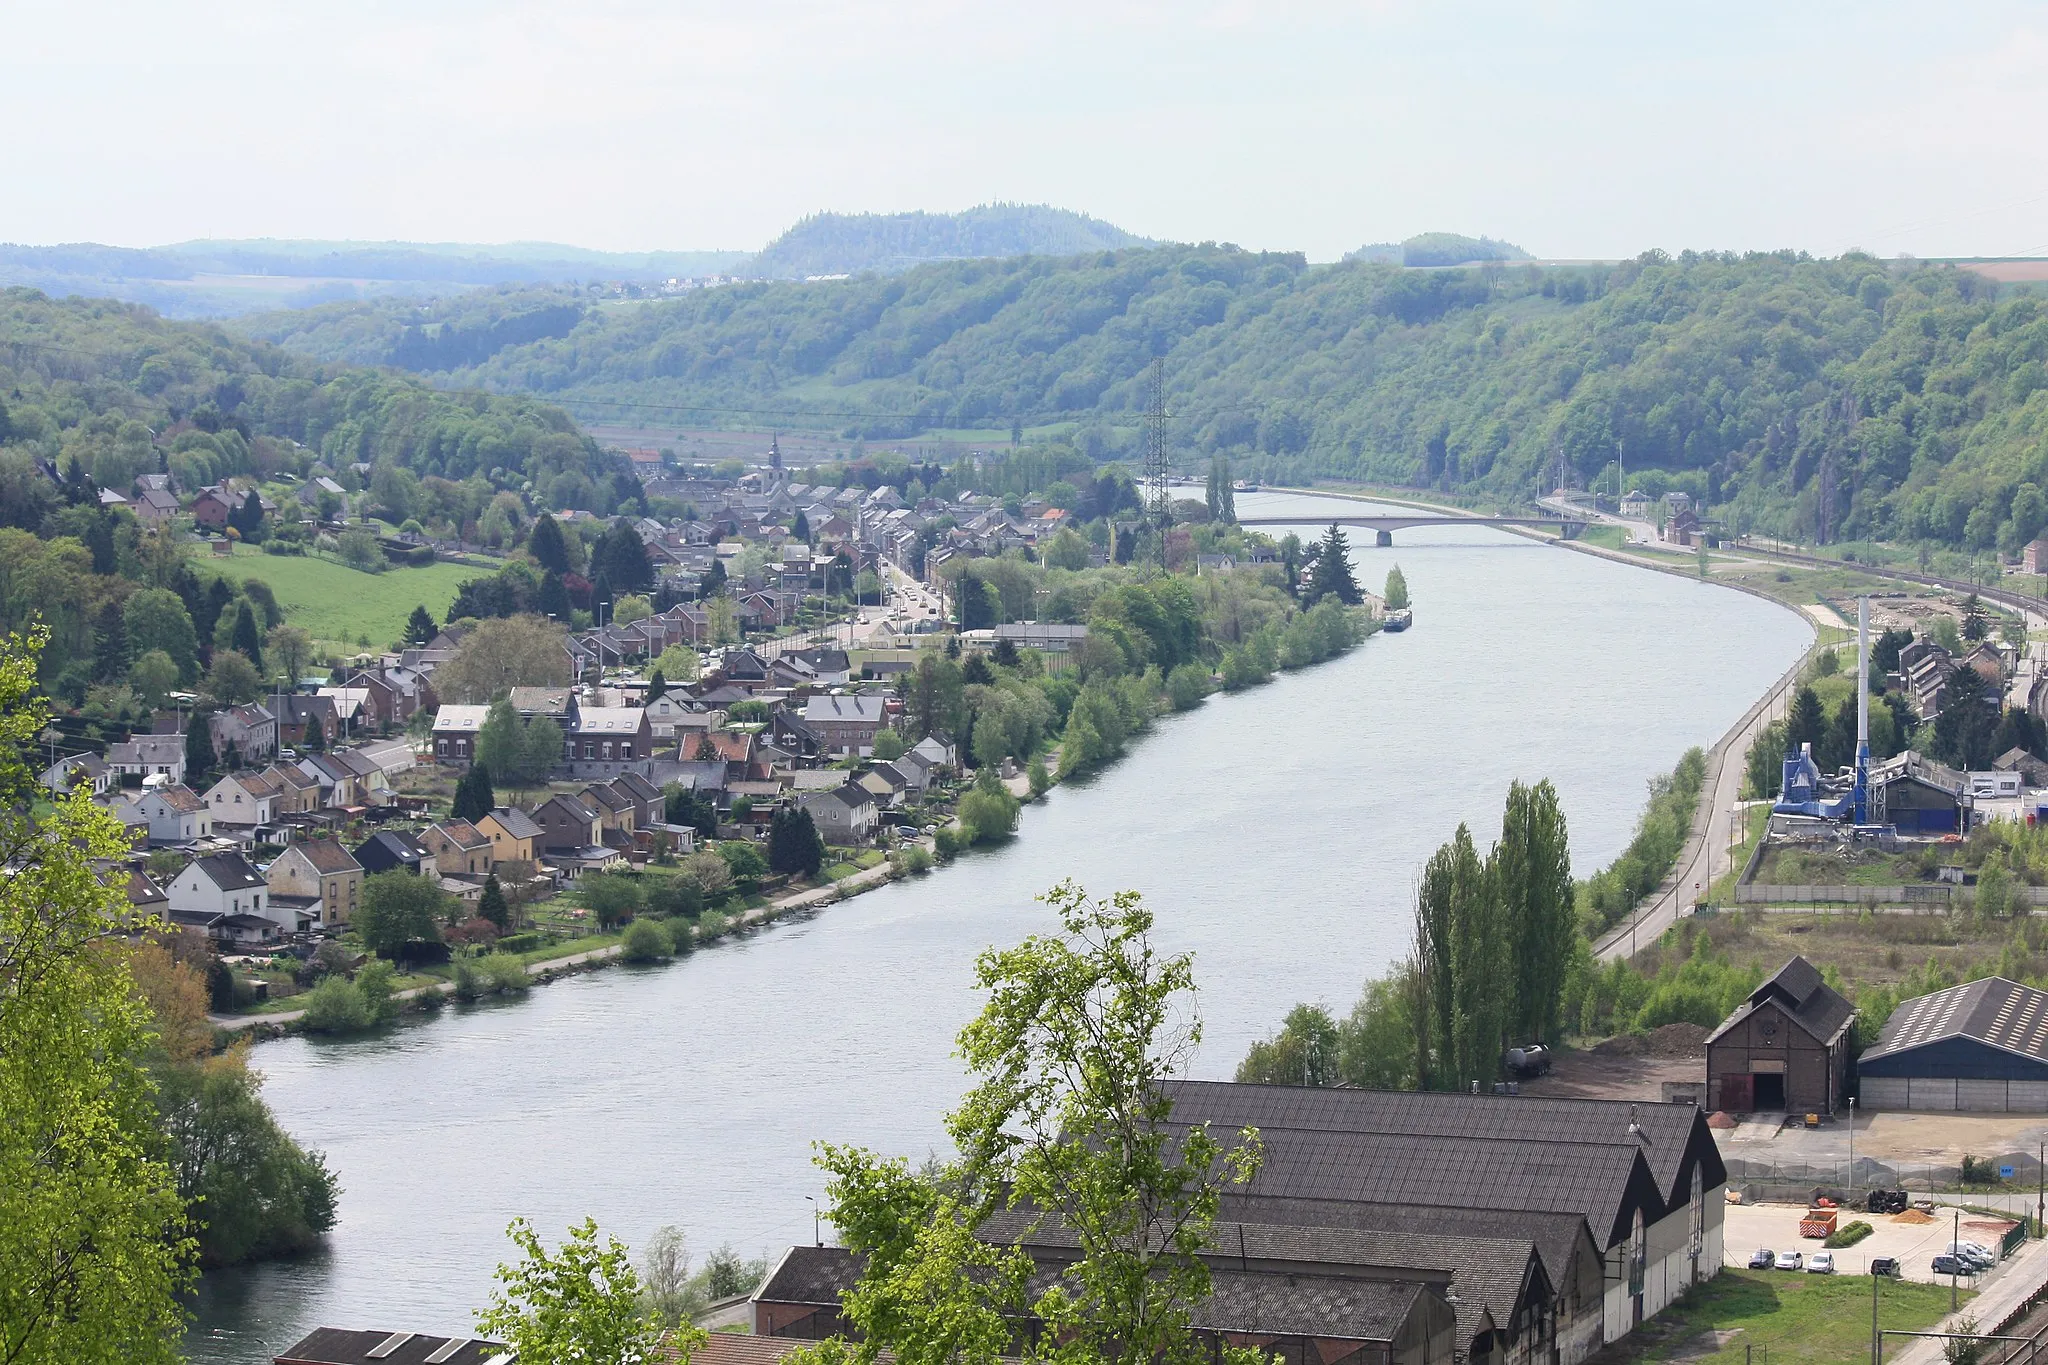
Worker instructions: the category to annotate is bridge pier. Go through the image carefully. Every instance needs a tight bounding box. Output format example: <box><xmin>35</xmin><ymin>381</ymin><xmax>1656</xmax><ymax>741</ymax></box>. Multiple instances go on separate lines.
<box><xmin>1375</xmin><ymin>530</ymin><xmax>1392</xmax><ymax>548</ymax></box>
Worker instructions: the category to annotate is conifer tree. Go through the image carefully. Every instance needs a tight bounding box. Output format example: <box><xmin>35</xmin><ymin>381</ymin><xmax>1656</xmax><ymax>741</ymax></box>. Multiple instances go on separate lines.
<box><xmin>405</xmin><ymin>605</ymin><xmax>438</xmax><ymax>646</ymax></box>
<box><xmin>527</xmin><ymin>513</ymin><xmax>570</xmax><ymax>574</ymax></box>
<box><xmin>230</xmin><ymin>603</ymin><xmax>264</xmax><ymax>673</ymax></box>
<box><xmin>185</xmin><ymin>712</ymin><xmax>218</xmax><ymax>785</ymax></box>
<box><xmin>478</xmin><ymin>873</ymin><xmax>510</xmax><ymax>931</ymax></box>
<box><xmin>1302</xmin><ymin>524</ymin><xmax>1362</xmax><ymax>606</ymax></box>
<box><xmin>452</xmin><ymin>762</ymin><xmax>495</xmax><ymax>822</ymax></box>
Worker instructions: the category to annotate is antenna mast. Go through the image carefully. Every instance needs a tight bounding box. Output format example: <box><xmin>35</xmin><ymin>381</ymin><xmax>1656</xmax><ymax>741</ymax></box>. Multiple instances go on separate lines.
<box><xmin>1144</xmin><ymin>358</ymin><xmax>1171</xmax><ymax>566</ymax></box>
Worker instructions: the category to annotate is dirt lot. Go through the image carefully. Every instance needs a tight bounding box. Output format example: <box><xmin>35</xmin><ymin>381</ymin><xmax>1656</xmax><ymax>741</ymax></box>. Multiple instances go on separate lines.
<box><xmin>1724</xmin><ymin>1202</ymin><xmax>2018</xmax><ymax>1284</ymax></box>
<box><xmin>1523</xmin><ymin>1024</ymin><xmax>1707</xmax><ymax>1102</ymax></box>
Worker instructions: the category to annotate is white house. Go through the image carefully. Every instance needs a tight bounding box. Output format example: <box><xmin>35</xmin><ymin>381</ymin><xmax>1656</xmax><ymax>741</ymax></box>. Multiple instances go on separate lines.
<box><xmin>40</xmin><ymin>753</ymin><xmax>114</xmax><ymax>798</ymax></box>
<box><xmin>106</xmin><ymin>731</ymin><xmax>186</xmax><ymax>786</ymax></box>
<box><xmin>800</xmin><ymin>783</ymin><xmax>880</xmax><ymax>844</ymax></box>
<box><xmin>203</xmin><ymin>770</ymin><xmax>282</xmax><ymax>828</ymax></box>
<box><xmin>167</xmin><ymin>853</ymin><xmax>293</xmax><ymax>932</ymax></box>
<box><xmin>135</xmin><ymin>784</ymin><xmax>212</xmax><ymax>844</ymax></box>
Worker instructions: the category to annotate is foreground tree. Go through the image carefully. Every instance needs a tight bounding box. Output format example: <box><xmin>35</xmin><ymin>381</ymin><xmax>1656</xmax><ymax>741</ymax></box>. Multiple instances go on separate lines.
<box><xmin>805</xmin><ymin>882</ymin><xmax>1265</xmax><ymax>1365</ymax></box>
<box><xmin>0</xmin><ymin>626</ymin><xmax>193</xmax><ymax>1363</ymax></box>
<box><xmin>477</xmin><ymin>1217</ymin><xmax>688</xmax><ymax>1365</ymax></box>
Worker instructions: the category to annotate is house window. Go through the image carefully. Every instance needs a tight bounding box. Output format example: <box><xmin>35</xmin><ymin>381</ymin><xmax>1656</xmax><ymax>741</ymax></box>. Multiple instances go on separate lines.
<box><xmin>620</xmin><ymin>744</ymin><xmax>633</xmax><ymax>759</ymax></box>
<box><xmin>583</xmin><ymin>741</ymin><xmax>596</xmax><ymax>759</ymax></box>
<box><xmin>601</xmin><ymin>741</ymin><xmax>614</xmax><ymax>761</ymax></box>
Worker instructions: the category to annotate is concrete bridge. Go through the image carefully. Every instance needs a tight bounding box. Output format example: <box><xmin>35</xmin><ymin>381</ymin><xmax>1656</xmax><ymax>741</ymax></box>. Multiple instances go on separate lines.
<box><xmin>1234</xmin><ymin>513</ymin><xmax>1589</xmax><ymax>546</ymax></box>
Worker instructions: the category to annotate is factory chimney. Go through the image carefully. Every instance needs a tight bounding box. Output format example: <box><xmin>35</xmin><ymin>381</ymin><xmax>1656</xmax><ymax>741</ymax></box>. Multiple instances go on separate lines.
<box><xmin>1853</xmin><ymin>597</ymin><xmax>1871</xmax><ymax>824</ymax></box>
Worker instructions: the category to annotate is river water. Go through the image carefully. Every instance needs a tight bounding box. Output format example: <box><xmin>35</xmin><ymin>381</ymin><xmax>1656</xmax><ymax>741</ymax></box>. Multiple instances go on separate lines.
<box><xmin>186</xmin><ymin>491</ymin><xmax>1811</xmax><ymax>1363</ymax></box>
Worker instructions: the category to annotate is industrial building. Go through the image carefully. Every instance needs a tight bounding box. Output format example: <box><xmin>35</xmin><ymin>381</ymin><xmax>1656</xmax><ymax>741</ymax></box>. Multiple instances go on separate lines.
<box><xmin>1858</xmin><ymin>976</ymin><xmax>2048</xmax><ymax>1112</ymax></box>
<box><xmin>747</xmin><ymin>1085</ymin><xmax>1725</xmax><ymax>1365</ymax></box>
<box><xmin>1705</xmin><ymin>956</ymin><xmax>1855</xmax><ymax>1114</ymax></box>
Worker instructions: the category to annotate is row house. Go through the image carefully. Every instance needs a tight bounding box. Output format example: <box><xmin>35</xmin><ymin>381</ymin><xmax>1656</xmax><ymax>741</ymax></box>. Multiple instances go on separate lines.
<box><xmin>203</xmin><ymin>768</ymin><xmax>284</xmax><ymax>831</ymax></box>
<box><xmin>477</xmin><ymin>807</ymin><xmax>541</xmax><ymax>866</ymax></box>
<box><xmin>275</xmin><ymin>694</ymin><xmax>341</xmax><ymax>748</ymax></box>
<box><xmin>265</xmin><ymin>838</ymin><xmax>364</xmax><ymax>928</ymax></box>
<box><xmin>563</xmin><ymin>707</ymin><xmax>653</xmax><ymax>779</ymax></box>
<box><xmin>421</xmin><ymin>819</ymin><xmax>494</xmax><ymax>878</ymax></box>
<box><xmin>136</xmin><ymin>784</ymin><xmax>211</xmax><ymax>844</ymax></box>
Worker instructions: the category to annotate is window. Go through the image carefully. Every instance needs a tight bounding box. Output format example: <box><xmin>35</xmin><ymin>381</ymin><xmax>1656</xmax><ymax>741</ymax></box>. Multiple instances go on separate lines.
<box><xmin>620</xmin><ymin>744</ymin><xmax>633</xmax><ymax>759</ymax></box>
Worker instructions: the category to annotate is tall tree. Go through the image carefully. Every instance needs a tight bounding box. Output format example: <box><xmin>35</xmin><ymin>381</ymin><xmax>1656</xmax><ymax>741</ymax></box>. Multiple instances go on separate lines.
<box><xmin>474</xmin><ymin>700</ymin><xmax>524</xmax><ymax>785</ymax></box>
<box><xmin>0</xmin><ymin>626</ymin><xmax>193</xmax><ymax>1364</ymax></box>
<box><xmin>405</xmin><ymin>605</ymin><xmax>438</xmax><ymax>646</ymax></box>
<box><xmin>527</xmin><ymin>513</ymin><xmax>571</xmax><ymax>575</ymax></box>
<box><xmin>266</xmin><ymin>625</ymin><xmax>312</xmax><ymax>687</ymax></box>
<box><xmin>230</xmin><ymin>603</ymin><xmax>264</xmax><ymax>673</ymax></box>
<box><xmin>478</xmin><ymin>874</ymin><xmax>510</xmax><ymax>931</ymax></box>
<box><xmin>452</xmin><ymin>762</ymin><xmax>495</xmax><ymax>822</ymax></box>
<box><xmin>1785</xmin><ymin>685</ymin><xmax>1825</xmax><ymax>758</ymax></box>
<box><xmin>768</xmin><ymin>806</ymin><xmax>825</xmax><ymax>879</ymax></box>
<box><xmin>185</xmin><ymin>711</ymin><xmax>218</xmax><ymax>785</ymax></box>
<box><xmin>478</xmin><ymin>1218</ymin><xmax>673</xmax><ymax>1365</ymax></box>
<box><xmin>601</xmin><ymin>522</ymin><xmax>654</xmax><ymax>593</ymax></box>
<box><xmin>1445</xmin><ymin>823</ymin><xmax>1505</xmax><ymax>1087</ymax></box>
<box><xmin>1383</xmin><ymin>564</ymin><xmax>1410</xmax><ymax>611</ymax></box>
<box><xmin>1301</xmin><ymin>524</ymin><xmax>1362</xmax><ymax>606</ymax></box>
<box><xmin>1497</xmin><ymin>780</ymin><xmax>1574</xmax><ymax>1045</ymax></box>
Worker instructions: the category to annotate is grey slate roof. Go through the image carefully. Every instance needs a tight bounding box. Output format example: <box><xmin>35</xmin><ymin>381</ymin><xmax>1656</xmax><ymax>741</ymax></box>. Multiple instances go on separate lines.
<box><xmin>1705</xmin><ymin>955</ymin><xmax>1856</xmax><ymax>1049</ymax></box>
<box><xmin>1862</xmin><ymin>976</ymin><xmax>2048</xmax><ymax>1067</ymax></box>
<box><xmin>1218</xmin><ymin>1193</ymin><xmax>1593</xmax><ymax>1295</ymax></box>
<box><xmin>1162</xmin><ymin>1080</ymin><xmax>1714</xmax><ymax>1247</ymax></box>
<box><xmin>192</xmin><ymin>852</ymin><xmax>265</xmax><ymax>891</ymax></box>
<box><xmin>274</xmin><ymin>1327</ymin><xmax>507</xmax><ymax>1365</ymax></box>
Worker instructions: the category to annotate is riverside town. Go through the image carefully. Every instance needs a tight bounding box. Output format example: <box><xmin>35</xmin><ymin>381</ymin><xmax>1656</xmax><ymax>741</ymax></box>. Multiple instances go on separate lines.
<box><xmin>13</xmin><ymin>10</ymin><xmax>2048</xmax><ymax>1365</ymax></box>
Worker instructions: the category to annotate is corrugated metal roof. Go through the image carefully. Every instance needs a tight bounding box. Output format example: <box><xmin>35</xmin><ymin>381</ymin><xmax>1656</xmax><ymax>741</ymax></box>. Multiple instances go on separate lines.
<box><xmin>1863</xmin><ymin>976</ymin><xmax>2048</xmax><ymax>1066</ymax></box>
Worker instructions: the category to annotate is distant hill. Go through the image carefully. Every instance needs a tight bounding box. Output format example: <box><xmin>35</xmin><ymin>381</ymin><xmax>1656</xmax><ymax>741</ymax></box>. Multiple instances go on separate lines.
<box><xmin>1344</xmin><ymin>233</ymin><xmax>1532</xmax><ymax>267</ymax></box>
<box><xmin>746</xmin><ymin>204</ymin><xmax>1156</xmax><ymax>279</ymax></box>
<box><xmin>0</xmin><ymin>240</ymin><xmax>750</xmax><ymax>319</ymax></box>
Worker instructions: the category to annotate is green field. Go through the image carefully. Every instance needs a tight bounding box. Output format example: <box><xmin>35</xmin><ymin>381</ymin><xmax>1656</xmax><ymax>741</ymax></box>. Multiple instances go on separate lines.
<box><xmin>1593</xmin><ymin>1270</ymin><xmax>1966</xmax><ymax>1363</ymax></box>
<box><xmin>202</xmin><ymin>546</ymin><xmax>497</xmax><ymax>651</ymax></box>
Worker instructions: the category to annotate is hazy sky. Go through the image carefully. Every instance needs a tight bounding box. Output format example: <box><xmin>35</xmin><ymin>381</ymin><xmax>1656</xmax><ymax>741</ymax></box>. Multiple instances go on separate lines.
<box><xmin>7</xmin><ymin>1</ymin><xmax>2048</xmax><ymax>261</ymax></box>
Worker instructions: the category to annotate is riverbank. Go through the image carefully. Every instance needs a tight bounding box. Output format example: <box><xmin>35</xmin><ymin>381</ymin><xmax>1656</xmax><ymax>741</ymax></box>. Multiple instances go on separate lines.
<box><xmin>218</xmin><ymin>598</ymin><xmax>1378</xmax><ymax>1045</ymax></box>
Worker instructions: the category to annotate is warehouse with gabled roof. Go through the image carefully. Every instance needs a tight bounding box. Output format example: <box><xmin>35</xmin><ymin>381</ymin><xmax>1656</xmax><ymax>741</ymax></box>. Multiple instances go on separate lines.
<box><xmin>1859</xmin><ymin>976</ymin><xmax>2048</xmax><ymax>1112</ymax></box>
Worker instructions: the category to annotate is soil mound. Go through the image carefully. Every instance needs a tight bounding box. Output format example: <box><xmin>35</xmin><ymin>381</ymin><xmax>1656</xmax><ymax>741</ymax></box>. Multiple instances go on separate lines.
<box><xmin>1590</xmin><ymin>1023</ymin><xmax>1708</xmax><ymax>1060</ymax></box>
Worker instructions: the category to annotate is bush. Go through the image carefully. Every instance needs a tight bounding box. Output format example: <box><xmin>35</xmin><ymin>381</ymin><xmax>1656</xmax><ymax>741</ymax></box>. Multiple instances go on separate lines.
<box><xmin>659</xmin><ymin>915</ymin><xmax>695</xmax><ymax>953</ymax></box>
<box><xmin>891</xmin><ymin>844</ymin><xmax>935</xmax><ymax>875</ymax></box>
<box><xmin>1825</xmin><ymin>1220</ymin><xmax>1873</xmax><ymax>1248</ymax></box>
<box><xmin>482</xmin><ymin>955</ymin><xmax>530</xmax><ymax>993</ymax></box>
<box><xmin>494</xmin><ymin>932</ymin><xmax>546</xmax><ymax>955</ymax></box>
<box><xmin>645</xmin><ymin>875</ymin><xmax>704</xmax><ymax>920</ymax></box>
<box><xmin>299</xmin><ymin>976</ymin><xmax>373</xmax><ymax>1033</ymax></box>
<box><xmin>933</xmin><ymin>826</ymin><xmax>965</xmax><ymax>858</ymax></box>
<box><xmin>1166</xmin><ymin>663</ymin><xmax>1210</xmax><ymax>711</ymax></box>
<box><xmin>450</xmin><ymin>956</ymin><xmax>486</xmax><ymax>1001</ymax></box>
<box><xmin>695</xmin><ymin>910</ymin><xmax>732</xmax><ymax>942</ymax></box>
<box><xmin>622</xmin><ymin>919</ymin><xmax>672</xmax><ymax>963</ymax></box>
<box><xmin>580</xmin><ymin>870</ymin><xmax>644</xmax><ymax>929</ymax></box>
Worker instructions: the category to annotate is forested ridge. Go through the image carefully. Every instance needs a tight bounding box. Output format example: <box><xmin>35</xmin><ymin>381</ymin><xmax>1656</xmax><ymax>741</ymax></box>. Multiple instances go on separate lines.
<box><xmin>0</xmin><ymin>288</ymin><xmax>622</xmax><ymax>508</ymax></box>
<box><xmin>255</xmin><ymin>246</ymin><xmax>2048</xmax><ymax>550</ymax></box>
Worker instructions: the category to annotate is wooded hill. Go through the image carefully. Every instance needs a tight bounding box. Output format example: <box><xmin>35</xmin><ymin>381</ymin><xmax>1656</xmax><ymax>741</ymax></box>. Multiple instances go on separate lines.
<box><xmin>0</xmin><ymin>288</ymin><xmax>625</xmax><ymax>523</ymax></box>
<box><xmin>748</xmin><ymin>204</ymin><xmax>1154</xmax><ymax>278</ymax></box>
<box><xmin>248</xmin><ymin>246</ymin><xmax>2048</xmax><ymax>551</ymax></box>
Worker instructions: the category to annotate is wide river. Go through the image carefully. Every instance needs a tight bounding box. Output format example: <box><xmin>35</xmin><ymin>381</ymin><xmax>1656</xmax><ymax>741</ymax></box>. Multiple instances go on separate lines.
<box><xmin>186</xmin><ymin>490</ymin><xmax>1811</xmax><ymax>1362</ymax></box>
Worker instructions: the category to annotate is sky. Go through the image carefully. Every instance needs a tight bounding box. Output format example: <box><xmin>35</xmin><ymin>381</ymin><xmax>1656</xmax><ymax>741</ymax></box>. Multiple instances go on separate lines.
<box><xmin>7</xmin><ymin>0</ymin><xmax>2048</xmax><ymax>262</ymax></box>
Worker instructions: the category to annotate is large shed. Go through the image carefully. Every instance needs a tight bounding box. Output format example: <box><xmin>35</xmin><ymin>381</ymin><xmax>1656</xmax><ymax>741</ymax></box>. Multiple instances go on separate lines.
<box><xmin>1706</xmin><ymin>957</ymin><xmax>1855</xmax><ymax>1114</ymax></box>
<box><xmin>1858</xmin><ymin>977</ymin><xmax>2048</xmax><ymax>1112</ymax></box>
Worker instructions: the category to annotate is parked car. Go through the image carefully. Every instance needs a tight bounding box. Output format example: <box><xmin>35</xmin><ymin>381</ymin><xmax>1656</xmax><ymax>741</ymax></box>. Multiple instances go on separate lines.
<box><xmin>1806</xmin><ymin>1252</ymin><xmax>1836</xmax><ymax>1274</ymax></box>
<box><xmin>1932</xmin><ymin>1255</ymin><xmax>1975</xmax><ymax>1277</ymax></box>
<box><xmin>1747</xmin><ymin>1248</ymin><xmax>1776</xmax><ymax>1269</ymax></box>
<box><xmin>1945</xmin><ymin>1243</ymin><xmax>1996</xmax><ymax>1271</ymax></box>
<box><xmin>1870</xmin><ymin>1257</ymin><xmax>1901</xmax><ymax>1278</ymax></box>
<box><xmin>895</xmin><ymin>826</ymin><xmax>921</xmax><ymax>841</ymax></box>
<box><xmin>1776</xmin><ymin>1250</ymin><xmax>1803</xmax><ymax>1271</ymax></box>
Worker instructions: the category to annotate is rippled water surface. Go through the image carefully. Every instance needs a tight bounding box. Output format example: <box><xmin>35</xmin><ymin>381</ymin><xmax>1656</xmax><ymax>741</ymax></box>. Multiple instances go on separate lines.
<box><xmin>188</xmin><ymin>492</ymin><xmax>1811</xmax><ymax>1361</ymax></box>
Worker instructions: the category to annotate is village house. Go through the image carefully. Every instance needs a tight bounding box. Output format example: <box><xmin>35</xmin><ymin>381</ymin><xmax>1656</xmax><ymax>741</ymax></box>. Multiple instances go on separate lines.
<box><xmin>275</xmin><ymin>694</ymin><xmax>341</xmax><ymax>748</ymax></box>
<box><xmin>40</xmin><ymin>752</ymin><xmax>113</xmax><ymax>798</ymax></box>
<box><xmin>421</xmin><ymin>819</ymin><xmax>494</xmax><ymax>878</ymax></box>
<box><xmin>802</xmin><ymin>693</ymin><xmax>886</xmax><ymax>756</ymax></box>
<box><xmin>208</xmin><ymin>703</ymin><xmax>278</xmax><ymax>767</ymax></box>
<box><xmin>563</xmin><ymin>707</ymin><xmax>653</xmax><ymax>779</ymax></box>
<box><xmin>354</xmin><ymin>829</ymin><xmax>430</xmax><ymax>876</ymax></box>
<box><xmin>430</xmin><ymin>704</ymin><xmax>491</xmax><ymax>767</ymax></box>
<box><xmin>136</xmin><ymin>783</ymin><xmax>211</xmax><ymax>844</ymax></box>
<box><xmin>531</xmin><ymin>792</ymin><xmax>604</xmax><ymax>855</ymax></box>
<box><xmin>799</xmin><ymin>782</ymin><xmax>880</xmax><ymax>844</ymax></box>
<box><xmin>106</xmin><ymin>731</ymin><xmax>187</xmax><ymax>786</ymax></box>
<box><xmin>266</xmin><ymin>762</ymin><xmax>323</xmax><ymax>815</ymax></box>
<box><xmin>265</xmin><ymin>839</ymin><xmax>364</xmax><ymax>929</ymax></box>
<box><xmin>189</xmin><ymin>486</ymin><xmax>237</xmax><ymax>530</ymax></box>
<box><xmin>203</xmin><ymin>769</ymin><xmax>283</xmax><ymax>830</ymax></box>
<box><xmin>168</xmin><ymin>852</ymin><xmax>287</xmax><ymax>932</ymax></box>
<box><xmin>477</xmin><ymin>807</ymin><xmax>542</xmax><ymax>867</ymax></box>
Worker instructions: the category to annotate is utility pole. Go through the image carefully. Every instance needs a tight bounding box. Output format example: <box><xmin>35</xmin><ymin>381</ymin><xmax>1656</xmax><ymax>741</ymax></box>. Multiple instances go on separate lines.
<box><xmin>1144</xmin><ymin>358</ymin><xmax>1171</xmax><ymax>567</ymax></box>
<box><xmin>1870</xmin><ymin>1268</ymin><xmax>1879</xmax><ymax>1365</ymax></box>
<box><xmin>1848</xmin><ymin>1096</ymin><xmax>1856</xmax><ymax>1200</ymax></box>
<box><xmin>1952</xmin><ymin>1207</ymin><xmax>1960</xmax><ymax>1311</ymax></box>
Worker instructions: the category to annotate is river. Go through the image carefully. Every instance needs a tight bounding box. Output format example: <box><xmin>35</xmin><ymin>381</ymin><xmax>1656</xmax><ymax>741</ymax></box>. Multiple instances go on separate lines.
<box><xmin>185</xmin><ymin>490</ymin><xmax>1811</xmax><ymax>1362</ymax></box>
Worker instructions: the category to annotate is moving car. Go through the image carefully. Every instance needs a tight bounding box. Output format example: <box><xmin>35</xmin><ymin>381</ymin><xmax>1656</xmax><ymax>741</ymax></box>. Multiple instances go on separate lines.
<box><xmin>1776</xmin><ymin>1250</ymin><xmax>1803</xmax><ymax>1271</ymax></box>
<box><xmin>1806</xmin><ymin>1252</ymin><xmax>1836</xmax><ymax>1274</ymax></box>
<box><xmin>1747</xmin><ymin>1248</ymin><xmax>1776</xmax><ymax>1270</ymax></box>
